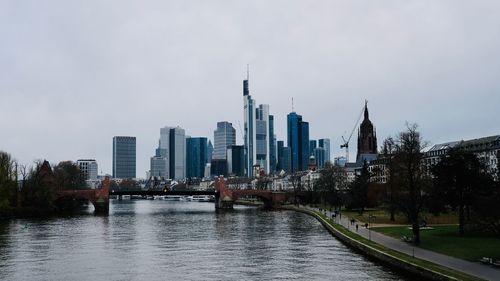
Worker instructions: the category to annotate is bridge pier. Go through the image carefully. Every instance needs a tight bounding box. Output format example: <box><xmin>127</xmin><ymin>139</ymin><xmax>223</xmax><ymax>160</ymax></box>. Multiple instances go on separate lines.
<box><xmin>214</xmin><ymin>192</ymin><xmax>234</xmax><ymax>209</ymax></box>
<box><xmin>93</xmin><ymin>199</ymin><xmax>109</xmax><ymax>214</ymax></box>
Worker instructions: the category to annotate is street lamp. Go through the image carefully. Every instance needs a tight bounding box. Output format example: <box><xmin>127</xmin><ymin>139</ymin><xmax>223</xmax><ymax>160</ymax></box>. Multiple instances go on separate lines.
<box><xmin>368</xmin><ymin>215</ymin><xmax>376</xmax><ymax>241</ymax></box>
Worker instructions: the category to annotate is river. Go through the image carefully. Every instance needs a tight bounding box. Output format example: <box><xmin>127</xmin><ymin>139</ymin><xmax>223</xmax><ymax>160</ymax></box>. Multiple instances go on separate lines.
<box><xmin>0</xmin><ymin>200</ymin><xmax>409</xmax><ymax>280</ymax></box>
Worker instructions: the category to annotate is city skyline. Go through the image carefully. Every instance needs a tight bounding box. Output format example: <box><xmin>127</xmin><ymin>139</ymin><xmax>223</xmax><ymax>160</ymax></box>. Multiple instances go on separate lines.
<box><xmin>1</xmin><ymin>1</ymin><xmax>500</xmax><ymax>176</ymax></box>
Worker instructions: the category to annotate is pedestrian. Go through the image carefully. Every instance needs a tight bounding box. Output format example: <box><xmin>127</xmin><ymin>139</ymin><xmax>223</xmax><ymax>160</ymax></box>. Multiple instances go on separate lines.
<box><xmin>356</xmin><ymin>224</ymin><xmax>359</xmax><ymax>232</ymax></box>
<box><xmin>365</xmin><ymin>223</ymin><xmax>368</xmax><ymax>228</ymax></box>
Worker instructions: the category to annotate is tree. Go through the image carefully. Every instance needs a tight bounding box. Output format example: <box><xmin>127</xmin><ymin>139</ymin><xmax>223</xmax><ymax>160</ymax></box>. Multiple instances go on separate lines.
<box><xmin>392</xmin><ymin>123</ymin><xmax>429</xmax><ymax>245</ymax></box>
<box><xmin>0</xmin><ymin>151</ymin><xmax>17</xmax><ymax>211</ymax></box>
<box><xmin>348</xmin><ymin>161</ymin><xmax>370</xmax><ymax>214</ymax></box>
<box><xmin>314</xmin><ymin>162</ymin><xmax>347</xmax><ymax>210</ymax></box>
<box><xmin>381</xmin><ymin>137</ymin><xmax>398</xmax><ymax>221</ymax></box>
<box><xmin>21</xmin><ymin>160</ymin><xmax>57</xmax><ymax>209</ymax></box>
<box><xmin>53</xmin><ymin>161</ymin><xmax>85</xmax><ymax>190</ymax></box>
<box><xmin>432</xmin><ymin>149</ymin><xmax>487</xmax><ymax>235</ymax></box>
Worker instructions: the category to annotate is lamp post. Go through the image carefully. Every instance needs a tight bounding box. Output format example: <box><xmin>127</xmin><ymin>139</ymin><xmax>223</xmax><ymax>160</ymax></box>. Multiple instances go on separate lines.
<box><xmin>368</xmin><ymin>215</ymin><xmax>376</xmax><ymax>241</ymax></box>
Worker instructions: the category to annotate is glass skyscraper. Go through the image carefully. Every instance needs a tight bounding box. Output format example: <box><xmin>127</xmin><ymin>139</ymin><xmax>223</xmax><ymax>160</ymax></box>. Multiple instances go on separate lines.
<box><xmin>243</xmin><ymin>71</ymin><xmax>273</xmax><ymax>176</ymax></box>
<box><xmin>186</xmin><ymin>137</ymin><xmax>208</xmax><ymax>179</ymax></box>
<box><xmin>318</xmin><ymin>138</ymin><xmax>331</xmax><ymax>163</ymax></box>
<box><xmin>112</xmin><ymin>136</ymin><xmax>136</xmax><ymax>179</ymax></box>
<box><xmin>213</xmin><ymin>121</ymin><xmax>236</xmax><ymax>160</ymax></box>
<box><xmin>287</xmin><ymin>112</ymin><xmax>309</xmax><ymax>172</ymax></box>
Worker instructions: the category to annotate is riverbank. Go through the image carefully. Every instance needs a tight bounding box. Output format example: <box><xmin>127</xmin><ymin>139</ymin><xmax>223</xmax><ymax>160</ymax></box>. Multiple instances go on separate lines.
<box><xmin>284</xmin><ymin>205</ymin><xmax>487</xmax><ymax>281</ymax></box>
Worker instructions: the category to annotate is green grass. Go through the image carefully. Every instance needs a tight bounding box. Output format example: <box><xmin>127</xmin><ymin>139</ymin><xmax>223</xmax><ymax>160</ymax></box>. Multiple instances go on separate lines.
<box><xmin>374</xmin><ymin>225</ymin><xmax>500</xmax><ymax>262</ymax></box>
<box><xmin>288</xmin><ymin>207</ymin><xmax>484</xmax><ymax>281</ymax></box>
<box><xmin>339</xmin><ymin>209</ymin><xmax>459</xmax><ymax>225</ymax></box>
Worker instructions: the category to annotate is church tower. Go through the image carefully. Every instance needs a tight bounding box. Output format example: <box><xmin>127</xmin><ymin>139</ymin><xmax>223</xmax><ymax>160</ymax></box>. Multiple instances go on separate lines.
<box><xmin>356</xmin><ymin>101</ymin><xmax>377</xmax><ymax>162</ymax></box>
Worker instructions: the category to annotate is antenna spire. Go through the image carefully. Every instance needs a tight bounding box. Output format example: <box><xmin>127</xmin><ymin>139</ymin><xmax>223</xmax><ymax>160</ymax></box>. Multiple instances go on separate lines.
<box><xmin>292</xmin><ymin>97</ymin><xmax>294</xmax><ymax>112</ymax></box>
<box><xmin>247</xmin><ymin>64</ymin><xmax>249</xmax><ymax>81</ymax></box>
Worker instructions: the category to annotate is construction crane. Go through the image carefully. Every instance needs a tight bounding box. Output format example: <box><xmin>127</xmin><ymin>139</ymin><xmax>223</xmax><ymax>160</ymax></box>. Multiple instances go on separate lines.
<box><xmin>340</xmin><ymin>101</ymin><xmax>367</xmax><ymax>162</ymax></box>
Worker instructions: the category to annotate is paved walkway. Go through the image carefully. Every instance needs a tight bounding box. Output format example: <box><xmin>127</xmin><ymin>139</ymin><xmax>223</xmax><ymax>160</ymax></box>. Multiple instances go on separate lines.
<box><xmin>303</xmin><ymin>206</ymin><xmax>500</xmax><ymax>281</ymax></box>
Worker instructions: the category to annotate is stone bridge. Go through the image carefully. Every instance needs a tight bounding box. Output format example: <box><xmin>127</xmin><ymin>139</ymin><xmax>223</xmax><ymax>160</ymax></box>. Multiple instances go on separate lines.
<box><xmin>214</xmin><ymin>176</ymin><xmax>291</xmax><ymax>209</ymax></box>
<box><xmin>57</xmin><ymin>177</ymin><xmax>110</xmax><ymax>214</ymax></box>
<box><xmin>56</xmin><ymin>176</ymin><xmax>292</xmax><ymax>214</ymax></box>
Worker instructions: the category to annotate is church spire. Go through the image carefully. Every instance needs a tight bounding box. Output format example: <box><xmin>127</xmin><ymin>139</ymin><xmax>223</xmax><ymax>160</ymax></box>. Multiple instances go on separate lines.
<box><xmin>364</xmin><ymin>100</ymin><xmax>369</xmax><ymax>120</ymax></box>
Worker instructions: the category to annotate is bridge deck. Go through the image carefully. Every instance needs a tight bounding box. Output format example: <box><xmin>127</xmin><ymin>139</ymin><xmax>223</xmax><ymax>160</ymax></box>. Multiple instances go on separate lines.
<box><xmin>110</xmin><ymin>190</ymin><xmax>216</xmax><ymax>196</ymax></box>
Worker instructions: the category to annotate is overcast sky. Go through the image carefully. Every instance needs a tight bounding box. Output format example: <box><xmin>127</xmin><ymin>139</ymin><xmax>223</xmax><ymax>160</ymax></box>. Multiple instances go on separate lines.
<box><xmin>1</xmin><ymin>1</ymin><xmax>499</xmax><ymax>177</ymax></box>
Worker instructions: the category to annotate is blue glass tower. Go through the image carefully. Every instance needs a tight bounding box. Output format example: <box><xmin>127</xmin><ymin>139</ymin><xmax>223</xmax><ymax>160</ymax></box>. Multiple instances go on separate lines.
<box><xmin>186</xmin><ymin>137</ymin><xmax>208</xmax><ymax>179</ymax></box>
<box><xmin>287</xmin><ymin>112</ymin><xmax>309</xmax><ymax>172</ymax></box>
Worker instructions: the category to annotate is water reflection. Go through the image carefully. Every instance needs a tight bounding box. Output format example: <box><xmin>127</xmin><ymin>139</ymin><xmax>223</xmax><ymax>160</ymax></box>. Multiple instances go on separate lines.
<box><xmin>0</xmin><ymin>200</ymin><xmax>406</xmax><ymax>281</ymax></box>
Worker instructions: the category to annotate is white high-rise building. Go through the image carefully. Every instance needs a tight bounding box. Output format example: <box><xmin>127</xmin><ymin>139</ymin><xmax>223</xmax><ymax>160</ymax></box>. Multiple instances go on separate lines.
<box><xmin>213</xmin><ymin>121</ymin><xmax>236</xmax><ymax>160</ymax></box>
<box><xmin>77</xmin><ymin>159</ymin><xmax>98</xmax><ymax>180</ymax></box>
<box><xmin>150</xmin><ymin>126</ymin><xmax>186</xmax><ymax>180</ymax></box>
<box><xmin>170</xmin><ymin>126</ymin><xmax>186</xmax><ymax>180</ymax></box>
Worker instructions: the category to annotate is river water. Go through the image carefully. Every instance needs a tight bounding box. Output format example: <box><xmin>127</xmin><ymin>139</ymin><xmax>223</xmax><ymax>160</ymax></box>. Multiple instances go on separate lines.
<box><xmin>0</xmin><ymin>200</ymin><xmax>408</xmax><ymax>281</ymax></box>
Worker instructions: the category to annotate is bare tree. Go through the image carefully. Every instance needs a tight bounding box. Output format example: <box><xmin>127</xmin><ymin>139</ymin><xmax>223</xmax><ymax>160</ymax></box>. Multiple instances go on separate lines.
<box><xmin>393</xmin><ymin>123</ymin><xmax>430</xmax><ymax>245</ymax></box>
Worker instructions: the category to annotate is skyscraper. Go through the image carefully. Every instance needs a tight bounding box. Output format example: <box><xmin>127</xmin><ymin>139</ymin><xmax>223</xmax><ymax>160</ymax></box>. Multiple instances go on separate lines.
<box><xmin>207</xmin><ymin>140</ymin><xmax>213</xmax><ymax>163</ymax></box>
<box><xmin>112</xmin><ymin>136</ymin><xmax>136</xmax><ymax>178</ymax></box>
<box><xmin>186</xmin><ymin>137</ymin><xmax>208</xmax><ymax>178</ymax></box>
<box><xmin>277</xmin><ymin>140</ymin><xmax>292</xmax><ymax>173</ymax></box>
<box><xmin>287</xmin><ymin>112</ymin><xmax>309</xmax><ymax>172</ymax></box>
<box><xmin>243</xmin><ymin>69</ymin><xmax>273</xmax><ymax>176</ymax></box>
<box><xmin>318</xmin><ymin>138</ymin><xmax>331</xmax><ymax>163</ymax></box>
<box><xmin>169</xmin><ymin>126</ymin><xmax>186</xmax><ymax>180</ymax></box>
<box><xmin>227</xmin><ymin>145</ymin><xmax>244</xmax><ymax>177</ymax></box>
<box><xmin>213</xmin><ymin>121</ymin><xmax>236</xmax><ymax>160</ymax></box>
<box><xmin>309</xmin><ymin>140</ymin><xmax>317</xmax><ymax>156</ymax></box>
<box><xmin>269</xmin><ymin>115</ymin><xmax>277</xmax><ymax>173</ymax></box>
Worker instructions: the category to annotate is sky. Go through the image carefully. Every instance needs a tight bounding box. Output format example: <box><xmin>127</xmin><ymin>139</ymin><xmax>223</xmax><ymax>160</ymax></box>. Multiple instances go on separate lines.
<box><xmin>1</xmin><ymin>1</ymin><xmax>499</xmax><ymax>177</ymax></box>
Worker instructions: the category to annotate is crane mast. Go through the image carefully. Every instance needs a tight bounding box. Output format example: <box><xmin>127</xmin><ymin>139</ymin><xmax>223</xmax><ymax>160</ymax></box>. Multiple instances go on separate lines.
<box><xmin>340</xmin><ymin>101</ymin><xmax>366</xmax><ymax>163</ymax></box>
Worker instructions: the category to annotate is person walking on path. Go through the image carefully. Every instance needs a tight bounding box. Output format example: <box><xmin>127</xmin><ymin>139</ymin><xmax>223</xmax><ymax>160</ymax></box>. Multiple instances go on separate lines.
<box><xmin>356</xmin><ymin>224</ymin><xmax>359</xmax><ymax>232</ymax></box>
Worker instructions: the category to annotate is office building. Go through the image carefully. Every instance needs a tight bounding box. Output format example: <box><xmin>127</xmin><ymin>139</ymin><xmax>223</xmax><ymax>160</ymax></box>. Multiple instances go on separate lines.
<box><xmin>150</xmin><ymin>156</ymin><xmax>168</xmax><ymax>178</ymax></box>
<box><xmin>318</xmin><ymin>138</ymin><xmax>331</xmax><ymax>163</ymax></box>
<box><xmin>314</xmin><ymin>147</ymin><xmax>326</xmax><ymax>169</ymax></box>
<box><xmin>243</xmin><ymin>70</ymin><xmax>273</xmax><ymax>176</ymax></box>
<box><xmin>169</xmin><ymin>127</ymin><xmax>186</xmax><ymax>180</ymax></box>
<box><xmin>211</xmin><ymin>159</ymin><xmax>228</xmax><ymax>177</ymax></box>
<box><xmin>186</xmin><ymin>137</ymin><xmax>208</xmax><ymax>179</ymax></box>
<box><xmin>227</xmin><ymin>145</ymin><xmax>245</xmax><ymax>177</ymax></box>
<box><xmin>213</xmin><ymin>122</ymin><xmax>236</xmax><ymax>160</ymax></box>
<box><xmin>77</xmin><ymin>159</ymin><xmax>98</xmax><ymax>181</ymax></box>
<box><xmin>112</xmin><ymin>136</ymin><xmax>136</xmax><ymax>178</ymax></box>
<box><xmin>287</xmin><ymin>112</ymin><xmax>309</xmax><ymax>172</ymax></box>
<box><xmin>309</xmin><ymin>140</ymin><xmax>317</xmax><ymax>156</ymax></box>
<box><xmin>207</xmin><ymin>140</ymin><xmax>214</xmax><ymax>163</ymax></box>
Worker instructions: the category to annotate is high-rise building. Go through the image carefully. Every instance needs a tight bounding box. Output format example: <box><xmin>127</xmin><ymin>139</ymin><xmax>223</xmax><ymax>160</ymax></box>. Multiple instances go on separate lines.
<box><xmin>227</xmin><ymin>145</ymin><xmax>245</xmax><ymax>177</ymax></box>
<box><xmin>186</xmin><ymin>137</ymin><xmax>208</xmax><ymax>179</ymax></box>
<box><xmin>255</xmin><ymin>104</ymin><xmax>271</xmax><ymax>173</ymax></box>
<box><xmin>169</xmin><ymin>127</ymin><xmax>186</xmax><ymax>180</ymax></box>
<box><xmin>112</xmin><ymin>136</ymin><xmax>136</xmax><ymax>178</ymax></box>
<box><xmin>77</xmin><ymin>159</ymin><xmax>98</xmax><ymax>181</ymax></box>
<box><xmin>213</xmin><ymin>121</ymin><xmax>236</xmax><ymax>160</ymax></box>
<box><xmin>314</xmin><ymin>147</ymin><xmax>326</xmax><ymax>169</ymax></box>
<box><xmin>150</xmin><ymin>156</ymin><xmax>168</xmax><ymax>178</ymax></box>
<box><xmin>287</xmin><ymin>112</ymin><xmax>309</xmax><ymax>172</ymax></box>
<box><xmin>243</xmin><ymin>70</ymin><xmax>273</xmax><ymax>176</ymax></box>
<box><xmin>210</xmin><ymin>159</ymin><xmax>227</xmax><ymax>177</ymax></box>
<box><xmin>277</xmin><ymin>140</ymin><xmax>292</xmax><ymax>173</ymax></box>
<box><xmin>318</xmin><ymin>138</ymin><xmax>331</xmax><ymax>163</ymax></box>
<box><xmin>357</xmin><ymin>102</ymin><xmax>378</xmax><ymax>163</ymax></box>
<box><xmin>269</xmin><ymin>115</ymin><xmax>276</xmax><ymax>174</ymax></box>
<box><xmin>207</xmin><ymin>140</ymin><xmax>213</xmax><ymax>163</ymax></box>
<box><xmin>150</xmin><ymin>126</ymin><xmax>186</xmax><ymax>180</ymax></box>
<box><xmin>309</xmin><ymin>140</ymin><xmax>317</xmax><ymax>156</ymax></box>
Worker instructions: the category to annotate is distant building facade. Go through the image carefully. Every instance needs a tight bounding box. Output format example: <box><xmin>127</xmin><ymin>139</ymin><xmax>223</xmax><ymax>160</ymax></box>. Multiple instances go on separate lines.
<box><xmin>112</xmin><ymin>136</ymin><xmax>136</xmax><ymax>178</ymax></box>
<box><xmin>77</xmin><ymin>159</ymin><xmax>98</xmax><ymax>181</ymax></box>
<box><xmin>318</xmin><ymin>138</ymin><xmax>331</xmax><ymax>163</ymax></box>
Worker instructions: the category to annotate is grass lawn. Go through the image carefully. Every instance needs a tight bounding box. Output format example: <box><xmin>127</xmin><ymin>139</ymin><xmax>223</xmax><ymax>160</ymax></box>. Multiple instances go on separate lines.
<box><xmin>339</xmin><ymin>209</ymin><xmax>458</xmax><ymax>225</ymax></box>
<box><xmin>374</xmin><ymin>225</ymin><xmax>500</xmax><ymax>262</ymax></box>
